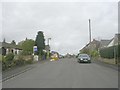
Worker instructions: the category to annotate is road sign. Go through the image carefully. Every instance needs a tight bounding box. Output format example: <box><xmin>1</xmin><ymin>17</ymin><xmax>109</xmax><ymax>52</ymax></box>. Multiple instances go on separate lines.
<box><xmin>33</xmin><ymin>46</ymin><xmax>38</xmax><ymax>52</ymax></box>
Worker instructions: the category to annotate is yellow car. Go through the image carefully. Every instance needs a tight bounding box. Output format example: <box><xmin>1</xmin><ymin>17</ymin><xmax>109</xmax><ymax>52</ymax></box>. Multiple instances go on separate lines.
<box><xmin>50</xmin><ymin>54</ymin><xmax>59</xmax><ymax>61</ymax></box>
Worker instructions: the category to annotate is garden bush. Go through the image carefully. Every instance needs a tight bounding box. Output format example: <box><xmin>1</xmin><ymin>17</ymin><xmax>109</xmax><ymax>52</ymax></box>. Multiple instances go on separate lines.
<box><xmin>5</xmin><ymin>53</ymin><xmax>14</xmax><ymax>62</ymax></box>
<box><xmin>14</xmin><ymin>55</ymin><xmax>25</xmax><ymax>66</ymax></box>
<box><xmin>90</xmin><ymin>50</ymin><xmax>99</xmax><ymax>57</ymax></box>
<box><xmin>14</xmin><ymin>55</ymin><xmax>33</xmax><ymax>65</ymax></box>
<box><xmin>2</xmin><ymin>53</ymin><xmax>15</xmax><ymax>71</ymax></box>
<box><xmin>2</xmin><ymin>54</ymin><xmax>34</xmax><ymax>71</ymax></box>
<box><xmin>2</xmin><ymin>56</ymin><xmax>6</xmax><ymax>71</ymax></box>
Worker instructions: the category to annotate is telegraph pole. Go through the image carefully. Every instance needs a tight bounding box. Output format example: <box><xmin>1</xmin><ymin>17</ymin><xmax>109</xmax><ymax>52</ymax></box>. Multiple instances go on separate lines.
<box><xmin>89</xmin><ymin>19</ymin><xmax>92</xmax><ymax>43</ymax></box>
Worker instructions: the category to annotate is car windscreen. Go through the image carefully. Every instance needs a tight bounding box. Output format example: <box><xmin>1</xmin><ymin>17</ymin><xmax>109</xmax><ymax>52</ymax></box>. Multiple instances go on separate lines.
<box><xmin>79</xmin><ymin>54</ymin><xmax>89</xmax><ymax>58</ymax></box>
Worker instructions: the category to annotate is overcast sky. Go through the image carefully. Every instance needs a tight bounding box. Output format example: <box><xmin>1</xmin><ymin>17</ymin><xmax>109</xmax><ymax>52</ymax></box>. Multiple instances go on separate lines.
<box><xmin>1</xmin><ymin>1</ymin><xmax>118</xmax><ymax>55</ymax></box>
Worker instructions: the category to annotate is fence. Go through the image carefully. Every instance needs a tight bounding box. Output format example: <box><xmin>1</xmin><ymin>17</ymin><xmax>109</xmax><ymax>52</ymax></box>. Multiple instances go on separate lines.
<box><xmin>99</xmin><ymin>45</ymin><xmax>120</xmax><ymax>59</ymax></box>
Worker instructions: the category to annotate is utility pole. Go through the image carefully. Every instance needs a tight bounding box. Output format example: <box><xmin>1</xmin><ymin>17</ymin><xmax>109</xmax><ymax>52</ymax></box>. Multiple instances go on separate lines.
<box><xmin>114</xmin><ymin>45</ymin><xmax>117</xmax><ymax>64</ymax></box>
<box><xmin>113</xmin><ymin>35</ymin><xmax>117</xmax><ymax>64</ymax></box>
<box><xmin>89</xmin><ymin>19</ymin><xmax>92</xmax><ymax>43</ymax></box>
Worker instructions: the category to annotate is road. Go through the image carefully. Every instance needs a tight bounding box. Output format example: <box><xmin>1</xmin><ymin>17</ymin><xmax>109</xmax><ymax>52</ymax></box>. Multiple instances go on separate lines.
<box><xmin>2</xmin><ymin>58</ymin><xmax>118</xmax><ymax>88</ymax></box>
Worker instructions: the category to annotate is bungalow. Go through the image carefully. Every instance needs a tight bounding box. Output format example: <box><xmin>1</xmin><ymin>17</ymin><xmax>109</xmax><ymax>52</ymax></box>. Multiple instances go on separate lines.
<box><xmin>0</xmin><ymin>42</ymin><xmax>22</xmax><ymax>56</ymax></box>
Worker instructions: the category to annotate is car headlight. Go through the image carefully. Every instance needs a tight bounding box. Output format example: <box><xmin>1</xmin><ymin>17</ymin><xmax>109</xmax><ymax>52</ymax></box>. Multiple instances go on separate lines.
<box><xmin>80</xmin><ymin>58</ymin><xmax>83</xmax><ymax>60</ymax></box>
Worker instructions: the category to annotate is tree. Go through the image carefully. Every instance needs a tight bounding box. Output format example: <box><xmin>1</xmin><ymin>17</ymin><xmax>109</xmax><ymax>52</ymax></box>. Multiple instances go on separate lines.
<box><xmin>3</xmin><ymin>38</ymin><xmax>6</xmax><ymax>43</ymax></box>
<box><xmin>25</xmin><ymin>37</ymin><xmax>28</xmax><ymax>41</ymax></box>
<box><xmin>11</xmin><ymin>40</ymin><xmax>16</xmax><ymax>45</ymax></box>
<box><xmin>90</xmin><ymin>50</ymin><xmax>99</xmax><ymax>57</ymax></box>
<box><xmin>19</xmin><ymin>39</ymin><xmax>35</xmax><ymax>55</ymax></box>
<box><xmin>35</xmin><ymin>31</ymin><xmax>45</xmax><ymax>55</ymax></box>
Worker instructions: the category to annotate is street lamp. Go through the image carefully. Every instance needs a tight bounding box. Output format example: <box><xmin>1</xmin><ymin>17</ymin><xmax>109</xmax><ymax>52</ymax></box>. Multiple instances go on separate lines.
<box><xmin>47</xmin><ymin>38</ymin><xmax>51</xmax><ymax>45</ymax></box>
<box><xmin>47</xmin><ymin>38</ymin><xmax>51</xmax><ymax>59</ymax></box>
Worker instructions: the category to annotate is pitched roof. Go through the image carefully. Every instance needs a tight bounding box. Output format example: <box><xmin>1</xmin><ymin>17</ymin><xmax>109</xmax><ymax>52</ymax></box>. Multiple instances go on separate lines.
<box><xmin>114</xmin><ymin>34</ymin><xmax>120</xmax><ymax>44</ymax></box>
<box><xmin>80</xmin><ymin>39</ymin><xmax>100</xmax><ymax>51</ymax></box>
<box><xmin>0</xmin><ymin>42</ymin><xmax>22</xmax><ymax>49</ymax></box>
<box><xmin>100</xmin><ymin>39</ymin><xmax>111</xmax><ymax>48</ymax></box>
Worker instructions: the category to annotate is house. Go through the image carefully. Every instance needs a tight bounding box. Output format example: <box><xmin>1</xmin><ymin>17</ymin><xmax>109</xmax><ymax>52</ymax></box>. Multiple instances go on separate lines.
<box><xmin>99</xmin><ymin>34</ymin><xmax>120</xmax><ymax>48</ymax></box>
<box><xmin>98</xmin><ymin>34</ymin><xmax>120</xmax><ymax>62</ymax></box>
<box><xmin>80</xmin><ymin>39</ymin><xmax>100</xmax><ymax>53</ymax></box>
<box><xmin>99</xmin><ymin>39</ymin><xmax>111</xmax><ymax>48</ymax></box>
<box><xmin>0</xmin><ymin>41</ymin><xmax>22</xmax><ymax>56</ymax></box>
<box><xmin>107</xmin><ymin>34</ymin><xmax>120</xmax><ymax>47</ymax></box>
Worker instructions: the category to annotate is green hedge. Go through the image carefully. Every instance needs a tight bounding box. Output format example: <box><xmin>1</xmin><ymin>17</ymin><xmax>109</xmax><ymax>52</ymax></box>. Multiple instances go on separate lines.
<box><xmin>2</xmin><ymin>54</ymin><xmax>33</xmax><ymax>71</ymax></box>
<box><xmin>99</xmin><ymin>45</ymin><xmax>120</xmax><ymax>59</ymax></box>
<box><xmin>2</xmin><ymin>53</ymin><xmax>15</xmax><ymax>71</ymax></box>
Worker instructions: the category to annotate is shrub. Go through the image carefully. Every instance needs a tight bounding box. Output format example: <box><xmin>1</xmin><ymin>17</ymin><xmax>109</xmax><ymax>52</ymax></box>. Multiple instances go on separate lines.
<box><xmin>5</xmin><ymin>53</ymin><xmax>14</xmax><ymax>62</ymax></box>
<box><xmin>14</xmin><ymin>55</ymin><xmax>25</xmax><ymax>66</ymax></box>
<box><xmin>90</xmin><ymin>50</ymin><xmax>99</xmax><ymax>57</ymax></box>
<box><xmin>14</xmin><ymin>55</ymin><xmax>33</xmax><ymax>65</ymax></box>
<box><xmin>24</xmin><ymin>55</ymin><xmax>33</xmax><ymax>64</ymax></box>
<box><xmin>14</xmin><ymin>59</ymin><xmax>25</xmax><ymax>66</ymax></box>
<box><xmin>19</xmin><ymin>39</ymin><xmax>35</xmax><ymax>55</ymax></box>
<box><xmin>2</xmin><ymin>56</ymin><xmax>6</xmax><ymax>71</ymax></box>
<box><xmin>2</xmin><ymin>53</ymin><xmax>15</xmax><ymax>70</ymax></box>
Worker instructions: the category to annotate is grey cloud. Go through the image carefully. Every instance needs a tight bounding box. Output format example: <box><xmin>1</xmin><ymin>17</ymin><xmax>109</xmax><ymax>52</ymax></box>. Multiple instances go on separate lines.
<box><xmin>2</xmin><ymin>2</ymin><xmax>118</xmax><ymax>54</ymax></box>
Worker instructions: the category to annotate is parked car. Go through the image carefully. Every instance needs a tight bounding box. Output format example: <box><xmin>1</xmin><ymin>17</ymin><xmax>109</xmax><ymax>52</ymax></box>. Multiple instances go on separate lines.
<box><xmin>77</xmin><ymin>54</ymin><xmax>91</xmax><ymax>63</ymax></box>
<box><xmin>50</xmin><ymin>51</ymin><xmax>59</xmax><ymax>61</ymax></box>
<box><xmin>59</xmin><ymin>55</ymin><xmax>64</xmax><ymax>59</ymax></box>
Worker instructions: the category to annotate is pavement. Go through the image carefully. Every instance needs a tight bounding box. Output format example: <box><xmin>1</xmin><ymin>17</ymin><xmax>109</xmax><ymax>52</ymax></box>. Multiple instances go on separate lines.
<box><xmin>92</xmin><ymin>60</ymin><xmax>118</xmax><ymax>72</ymax></box>
<box><xmin>2</xmin><ymin>58</ymin><xmax>118</xmax><ymax>88</ymax></box>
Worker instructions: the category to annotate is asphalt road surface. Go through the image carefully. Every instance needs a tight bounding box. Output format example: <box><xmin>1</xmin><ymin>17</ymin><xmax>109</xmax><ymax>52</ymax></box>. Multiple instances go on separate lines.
<box><xmin>2</xmin><ymin>58</ymin><xmax>118</xmax><ymax>88</ymax></box>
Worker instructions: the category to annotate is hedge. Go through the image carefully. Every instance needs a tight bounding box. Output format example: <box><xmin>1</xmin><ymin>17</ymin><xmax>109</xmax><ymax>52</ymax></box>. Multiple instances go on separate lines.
<box><xmin>99</xmin><ymin>45</ymin><xmax>120</xmax><ymax>59</ymax></box>
<box><xmin>2</xmin><ymin>54</ymin><xmax>33</xmax><ymax>71</ymax></box>
<box><xmin>2</xmin><ymin>53</ymin><xmax>15</xmax><ymax>71</ymax></box>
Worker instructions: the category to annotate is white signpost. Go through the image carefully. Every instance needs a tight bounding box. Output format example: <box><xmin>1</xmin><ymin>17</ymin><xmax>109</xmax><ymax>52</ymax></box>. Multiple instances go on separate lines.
<box><xmin>33</xmin><ymin>46</ymin><xmax>38</xmax><ymax>61</ymax></box>
<box><xmin>33</xmin><ymin>46</ymin><xmax>38</xmax><ymax>52</ymax></box>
